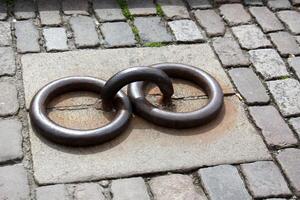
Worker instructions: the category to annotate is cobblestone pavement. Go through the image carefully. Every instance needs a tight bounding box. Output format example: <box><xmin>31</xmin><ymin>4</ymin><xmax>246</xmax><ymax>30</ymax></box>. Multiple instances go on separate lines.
<box><xmin>0</xmin><ymin>0</ymin><xmax>300</xmax><ymax>199</ymax></box>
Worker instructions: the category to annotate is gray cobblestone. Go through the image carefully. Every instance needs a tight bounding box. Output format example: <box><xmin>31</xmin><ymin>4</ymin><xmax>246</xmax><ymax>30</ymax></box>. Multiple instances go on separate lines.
<box><xmin>194</xmin><ymin>9</ymin><xmax>225</xmax><ymax>37</ymax></box>
<box><xmin>14</xmin><ymin>0</ymin><xmax>35</xmax><ymax>19</ymax></box>
<box><xmin>168</xmin><ymin>20</ymin><xmax>204</xmax><ymax>42</ymax></box>
<box><xmin>94</xmin><ymin>0</ymin><xmax>125</xmax><ymax>22</ymax></box>
<box><xmin>111</xmin><ymin>177</ymin><xmax>150</xmax><ymax>200</ymax></box>
<box><xmin>73</xmin><ymin>183</ymin><xmax>105</xmax><ymax>200</ymax></box>
<box><xmin>269</xmin><ymin>32</ymin><xmax>300</xmax><ymax>57</ymax></box>
<box><xmin>186</xmin><ymin>0</ymin><xmax>212</xmax><ymax>9</ymax></box>
<box><xmin>157</xmin><ymin>0</ymin><xmax>189</xmax><ymax>19</ymax></box>
<box><xmin>267</xmin><ymin>78</ymin><xmax>300</xmax><ymax>117</ymax></box>
<box><xmin>296</xmin><ymin>36</ymin><xmax>300</xmax><ymax>45</ymax></box>
<box><xmin>277</xmin><ymin>11</ymin><xmax>300</xmax><ymax>35</ymax></box>
<box><xmin>267</xmin><ymin>0</ymin><xmax>291</xmax><ymax>10</ymax></box>
<box><xmin>228</xmin><ymin>68</ymin><xmax>269</xmax><ymax>104</ymax></box>
<box><xmin>63</xmin><ymin>0</ymin><xmax>89</xmax><ymax>15</ymax></box>
<box><xmin>276</xmin><ymin>148</ymin><xmax>300</xmax><ymax>196</ymax></box>
<box><xmin>0</xmin><ymin>119</ymin><xmax>22</xmax><ymax>163</ymax></box>
<box><xmin>0</xmin><ymin>82</ymin><xmax>19</xmax><ymax>116</ymax></box>
<box><xmin>128</xmin><ymin>0</ymin><xmax>156</xmax><ymax>15</ymax></box>
<box><xmin>249</xmin><ymin>7</ymin><xmax>284</xmax><ymax>33</ymax></box>
<box><xmin>43</xmin><ymin>28</ymin><xmax>68</xmax><ymax>52</ymax></box>
<box><xmin>219</xmin><ymin>4</ymin><xmax>252</xmax><ymax>26</ymax></box>
<box><xmin>241</xmin><ymin>161</ymin><xmax>291</xmax><ymax>198</ymax></box>
<box><xmin>249</xmin><ymin>105</ymin><xmax>297</xmax><ymax>148</ymax></box>
<box><xmin>134</xmin><ymin>17</ymin><xmax>173</xmax><ymax>43</ymax></box>
<box><xmin>244</xmin><ymin>0</ymin><xmax>263</xmax><ymax>5</ymax></box>
<box><xmin>249</xmin><ymin>49</ymin><xmax>288</xmax><ymax>80</ymax></box>
<box><xmin>288</xmin><ymin>57</ymin><xmax>300</xmax><ymax>79</ymax></box>
<box><xmin>36</xmin><ymin>184</ymin><xmax>70</xmax><ymax>200</ymax></box>
<box><xmin>69</xmin><ymin>16</ymin><xmax>100</xmax><ymax>48</ymax></box>
<box><xmin>15</xmin><ymin>20</ymin><xmax>40</xmax><ymax>53</ymax></box>
<box><xmin>150</xmin><ymin>174</ymin><xmax>207</xmax><ymax>200</ymax></box>
<box><xmin>289</xmin><ymin>117</ymin><xmax>300</xmax><ymax>138</ymax></box>
<box><xmin>0</xmin><ymin>1</ymin><xmax>7</xmax><ymax>20</ymax></box>
<box><xmin>101</xmin><ymin>22</ymin><xmax>136</xmax><ymax>47</ymax></box>
<box><xmin>0</xmin><ymin>164</ymin><xmax>30</xmax><ymax>200</ymax></box>
<box><xmin>232</xmin><ymin>25</ymin><xmax>271</xmax><ymax>49</ymax></box>
<box><xmin>198</xmin><ymin>165</ymin><xmax>251</xmax><ymax>200</ymax></box>
<box><xmin>0</xmin><ymin>21</ymin><xmax>11</xmax><ymax>46</ymax></box>
<box><xmin>38</xmin><ymin>0</ymin><xmax>61</xmax><ymax>26</ymax></box>
<box><xmin>212</xmin><ymin>36</ymin><xmax>250</xmax><ymax>67</ymax></box>
<box><xmin>0</xmin><ymin>47</ymin><xmax>15</xmax><ymax>76</ymax></box>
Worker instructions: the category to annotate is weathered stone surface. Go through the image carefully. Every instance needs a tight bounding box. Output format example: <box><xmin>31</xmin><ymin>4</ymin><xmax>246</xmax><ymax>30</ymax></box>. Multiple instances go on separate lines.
<box><xmin>289</xmin><ymin>117</ymin><xmax>300</xmax><ymax>138</ymax></box>
<box><xmin>0</xmin><ymin>119</ymin><xmax>22</xmax><ymax>163</ymax></box>
<box><xmin>277</xmin><ymin>11</ymin><xmax>300</xmax><ymax>34</ymax></box>
<box><xmin>73</xmin><ymin>183</ymin><xmax>105</xmax><ymax>200</ymax></box>
<box><xmin>212</xmin><ymin>37</ymin><xmax>250</xmax><ymax>67</ymax></box>
<box><xmin>228</xmin><ymin>68</ymin><xmax>269</xmax><ymax>104</ymax></box>
<box><xmin>249</xmin><ymin>106</ymin><xmax>297</xmax><ymax>148</ymax></box>
<box><xmin>168</xmin><ymin>20</ymin><xmax>204</xmax><ymax>42</ymax></box>
<box><xmin>288</xmin><ymin>57</ymin><xmax>300</xmax><ymax>79</ymax></box>
<box><xmin>69</xmin><ymin>16</ymin><xmax>100</xmax><ymax>48</ymax></box>
<box><xmin>134</xmin><ymin>17</ymin><xmax>173</xmax><ymax>43</ymax></box>
<box><xmin>296</xmin><ymin>36</ymin><xmax>300</xmax><ymax>45</ymax></box>
<box><xmin>15</xmin><ymin>20</ymin><xmax>40</xmax><ymax>53</ymax></box>
<box><xmin>198</xmin><ymin>165</ymin><xmax>251</xmax><ymax>200</ymax></box>
<box><xmin>150</xmin><ymin>174</ymin><xmax>206</xmax><ymax>200</ymax></box>
<box><xmin>0</xmin><ymin>164</ymin><xmax>30</xmax><ymax>200</ymax></box>
<box><xmin>157</xmin><ymin>0</ymin><xmax>189</xmax><ymax>19</ymax></box>
<box><xmin>249</xmin><ymin>49</ymin><xmax>288</xmax><ymax>80</ymax></box>
<box><xmin>194</xmin><ymin>9</ymin><xmax>225</xmax><ymax>37</ymax></box>
<box><xmin>111</xmin><ymin>177</ymin><xmax>150</xmax><ymax>200</ymax></box>
<box><xmin>269</xmin><ymin>32</ymin><xmax>300</xmax><ymax>56</ymax></box>
<box><xmin>94</xmin><ymin>0</ymin><xmax>125</xmax><ymax>22</ymax></box>
<box><xmin>232</xmin><ymin>25</ymin><xmax>271</xmax><ymax>49</ymax></box>
<box><xmin>43</xmin><ymin>28</ymin><xmax>68</xmax><ymax>52</ymax></box>
<box><xmin>186</xmin><ymin>0</ymin><xmax>212</xmax><ymax>9</ymax></box>
<box><xmin>0</xmin><ymin>82</ymin><xmax>19</xmax><ymax>116</ymax></box>
<box><xmin>219</xmin><ymin>4</ymin><xmax>251</xmax><ymax>26</ymax></box>
<box><xmin>267</xmin><ymin>79</ymin><xmax>300</xmax><ymax>116</ymax></box>
<box><xmin>38</xmin><ymin>0</ymin><xmax>61</xmax><ymax>26</ymax></box>
<box><xmin>128</xmin><ymin>0</ymin><xmax>156</xmax><ymax>15</ymax></box>
<box><xmin>267</xmin><ymin>0</ymin><xmax>291</xmax><ymax>10</ymax></box>
<box><xmin>101</xmin><ymin>22</ymin><xmax>136</xmax><ymax>47</ymax></box>
<box><xmin>0</xmin><ymin>2</ymin><xmax>7</xmax><ymax>20</ymax></box>
<box><xmin>0</xmin><ymin>22</ymin><xmax>11</xmax><ymax>46</ymax></box>
<box><xmin>276</xmin><ymin>148</ymin><xmax>300</xmax><ymax>196</ymax></box>
<box><xmin>36</xmin><ymin>184</ymin><xmax>70</xmax><ymax>200</ymax></box>
<box><xmin>62</xmin><ymin>0</ymin><xmax>89</xmax><ymax>15</ymax></box>
<box><xmin>14</xmin><ymin>0</ymin><xmax>35</xmax><ymax>19</ymax></box>
<box><xmin>249</xmin><ymin>7</ymin><xmax>284</xmax><ymax>33</ymax></box>
<box><xmin>241</xmin><ymin>161</ymin><xmax>291</xmax><ymax>198</ymax></box>
<box><xmin>0</xmin><ymin>47</ymin><xmax>15</xmax><ymax>76</ymax></box>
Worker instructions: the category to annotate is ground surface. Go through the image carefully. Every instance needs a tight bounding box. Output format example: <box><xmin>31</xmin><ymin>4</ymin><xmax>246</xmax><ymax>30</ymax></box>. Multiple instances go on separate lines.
<box><xmin>0</xmin><ymin>0</ymin><xmax>300</xmax><ymax>199</ymax></box>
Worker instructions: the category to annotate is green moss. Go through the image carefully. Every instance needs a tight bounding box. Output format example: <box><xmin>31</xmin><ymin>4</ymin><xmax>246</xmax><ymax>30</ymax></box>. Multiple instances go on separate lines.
<box><xmin>117</xmin><ymin>0</ymin><xmax>134</xmax><ymax>21</ymax></box>
<box><xmin>279</xmin><ymin>75</ymin><xmax>290</xmax><ymax>80</ymax></box>
<box><xmin>2</xmin><ymin>0</ymin><xmax>14</xmax><ymax>5</ymax></box>
<box><xmin>156</xmin><ymin>4</ymin><xmax>164</xmax><ymax>17</ymax></box>
<box><xmin>143</xmin><ymin>42</ymin><xmax>166</xmax><ymax>47</ymax></box>
<box><xmin>131</xmin><ymin>25</ymin><xmax>141</xmax><ymax>43</ymax></box>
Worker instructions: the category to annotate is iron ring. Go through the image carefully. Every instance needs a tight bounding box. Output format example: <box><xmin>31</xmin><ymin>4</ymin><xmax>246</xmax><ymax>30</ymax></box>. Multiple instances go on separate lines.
<box><xmin>127</xmin><ymin>63</ymin><xmax>224</xmax><ymax>129</ymax></box>
<box><xmin>29</xmin><ymin>76</ymin><xmax>132</xmax><ymax>146</ymax></box>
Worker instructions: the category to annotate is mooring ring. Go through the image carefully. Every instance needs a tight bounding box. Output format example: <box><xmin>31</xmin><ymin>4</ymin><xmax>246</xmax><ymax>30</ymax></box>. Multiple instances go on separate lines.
<box><xmin>127</xmin><ymin>63</ymin><xmax>224</xmax><ymax>128</ymax></box>
<box><xmin>29</xmin><ymin>76</ymin><xmax>132</xmax><ymax>146</ymax></box>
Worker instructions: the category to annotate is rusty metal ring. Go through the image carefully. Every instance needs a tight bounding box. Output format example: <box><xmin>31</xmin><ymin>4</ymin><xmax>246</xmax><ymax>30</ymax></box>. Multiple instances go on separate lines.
<box><xmin>29</xmin><ymin>76</ymin><xmax>132</xmax><ymax>146</ymax></box>
<box><xmin>127</xmin><ymin>63</ymin><xmax>224</xmax><ymax>128</ymax></box>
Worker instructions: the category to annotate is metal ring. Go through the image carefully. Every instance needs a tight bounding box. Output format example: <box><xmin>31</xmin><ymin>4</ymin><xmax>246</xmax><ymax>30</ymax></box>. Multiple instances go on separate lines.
<box><xmin>127</xmin><ymin>63</ymin><xmax>224</xmax><ymax>128</ymax></box>
<box><xmin>101</xmin><ymin>66</ymin><xmax>174</xmax><ymax>111</ymax></box>
<box><xmin>29</xmin><ymin>76</ymin><xmax>132</xmax><ymax>146</ymax></box>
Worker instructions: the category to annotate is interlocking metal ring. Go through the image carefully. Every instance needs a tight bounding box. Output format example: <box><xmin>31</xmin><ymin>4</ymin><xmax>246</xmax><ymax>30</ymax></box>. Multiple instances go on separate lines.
<box><xmin>127</xmin><ymin>63</ymin><xmax>224</xmax><ymax>129</ymax></box>
<box><xmin>29</xmin><ymin>76</ymin><xmax>131</xmax><ymax>146</ymax></box>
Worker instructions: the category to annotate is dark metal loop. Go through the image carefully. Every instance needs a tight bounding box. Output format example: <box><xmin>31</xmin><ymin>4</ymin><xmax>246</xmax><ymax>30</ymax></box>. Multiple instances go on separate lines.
<box><xmin>101</xmin><ymin>66</ymin><xmax>174</xmax><ymax>111</ymax></box>
<box><xmin>127</xmin><ymin>63</ymin><xmax>224</xmax><ymax>129</ymax></box>
<box><xmin>29</xmin><ymin>76</ymin><xmax>132</xmax><ymax>146</ymax></box>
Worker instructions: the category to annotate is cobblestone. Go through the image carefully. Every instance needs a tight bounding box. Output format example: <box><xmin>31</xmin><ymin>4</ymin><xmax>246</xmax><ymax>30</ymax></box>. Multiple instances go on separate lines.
<box><xmin>249</xmin><ymin>49</ymin><xmax>288</xmax><ymax>80</ymax></box>
<box><xmin>0</xmin><ymin>2</ymin><xmax>7</xmax><ymax>20</ymax></box>
<box><xmin>150</xmin><ymin>174</ymin><xmax>206</xmax><ymax>200</ymax></box>
<box><xmin>43</xmin><ymin>28</ymin><xmax>68</xmax><ymax>52</ymax></box>
<box><xmin>186</xmin><ymin>0</ymin><xmax>212</xmax><ymax>9</ymax></box>
<box><xmin>128</xmin><ymin>0</ymin><xmax>156</xmax><ymax>15</ymax></box>
<box><xmin>296</xmin><ymin>36</ymin><xmax>300</xmax><ymax>45</ymax></box>
<box><xmin>0</xmin><ymin>82</ymin><xmax>19</xmax><ymax>116</ymax></box>
<box><xmin>73</xmin><ymin>183</ymin><xmax>105</xmax><ymax>200</ymax></box>
<box><xmin>212</xmin><ymin>36</ymin><xmax>250</xmax><ymax>67</ymax></box>
<box><xmin>232</xmin><ymin>25</ymin><xmax>271</xmax><ymax>49</ymax></box>
<box><xmin>62</xmin><ymin>0</ymin><xmax>89</xmax><ymax>15</ymax></box>
<box><xmin>267</xmin><ymin>0</ymin><xmax>291</xmax><ymax>10</ymax></box>
<box><xmin>289</xmin><ymin>117</ymin><xmax>300</xmax><ymax>138</ymax></box>
<box><xmin>168</xmin><ymin>20</ymin><xmax>204</xmax><ymax>42</ymax></box>
<box><xmin>194</xmin><ymin>9</ymin><xmax>225</xmax><ymax>37</ymax></box>
<box><xmin>0</xmin><ymin>164</ymin><xmax>30</xmax><ymax>200</ymax></box>
<box><xmin>219</xmin><ymin>4</ymin><xmax>252</xmax><ymax>26</ymax></box>
<box><xmin>241</xmin><ymin>161</ymin><xmax>291</xmax><ymax>198</ymax></box>
<box><xmin>111</xmin><ymin>177</ymin><xmax>150</xmax><ymax>200</ymax></box>
<box><xmin>276</xmin><ymin>148</ymin><xmax>300</xmax><ymax>196</ymax></box>
<box><xmin>15</xmin><ymin>20</ymin><xmax>40</xmax><ymax>53</ymax></box>
<box><xmin>38</xmin><ymin>0</ymin><xmax>61</xmax><ymax>26</ymax></box>
<box><xmin>0</xmin><ymin>119</ymin><xmax>22</xmax><ymax>163</ymax></box>
<box><xmin>14</xmin><ymin>0</ymin><xmax>35</xmax><ymax>19</ymax></box>
<box><xmin>0</xmin><ymin>22</ymin><xmax>10</xmax><ymax>46</ymax></box>
<box><xmin>228</xmin><ymin>68</ymin><xmax>269</xmax><ymax>104</ymax></box>
<box><xmin>69</xmin><ymin>16</ymin><xmax>100</xmax><ymax>48</ymax></box>
<box><xmin>277</xmin><ymin>11</ymin><xmax>300</xmax><ymax>35</ymax></box>
<box><xmin>267</xmin><ymin>78</ymin><xmax>300</xmax><ymax>117</ymax></box>
<box><xmin>249</xmin><ymin>7</ymin><xmax>284</xmax><ymax>33</ymax></box>
<box><xmin>249</xmin><ymin>105</ymin><xmax>297</xmax><ymax>148</ymax></box>
<box><xmin>134</xmin><ymin>17</ymin><xmax>173</xmax><ymax>43</ymax></box>
<box><xmin>101</xmin><ymin>22</ymin><xmax>136</xmax><ymax>47</ymax></box>
<box><xmin>269</xmin><ymin>32</ymin><xmax>300</xmax><ymax>57</ymax></box>
<box><xmin>288</xmin><ymin>57</ymin><xmax>300</xmax><ymax>79</ymax></box>
<box><xmin>94</xmin><ymin>0</ymin><xmax>125</xmax><ymax>22</ymax></box>
<box><xmin>36</xmin><ymin>184</ymin><xmax>70</xmax><ymax>200</ymax></box>
<box><xmin>198</xmin><ymin>165</ymin><xmax>251</xmax><ymax>200</ymax></box>
<box><xmin>157</xmin><ymin>0</ymin><xmax>190</xmax><ymax>19</ymax></box>
<box><xmin>0</xmin><ymin>47</ymin><xmax>15</xmax><ymax>76</ymax></box>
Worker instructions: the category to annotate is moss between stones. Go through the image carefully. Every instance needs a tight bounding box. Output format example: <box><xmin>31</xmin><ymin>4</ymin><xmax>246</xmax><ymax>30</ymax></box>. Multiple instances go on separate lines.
<box><xmin>143</xmin><ymin>42</ymin><xmax>166</xmax><ymax>47</ymax></box>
